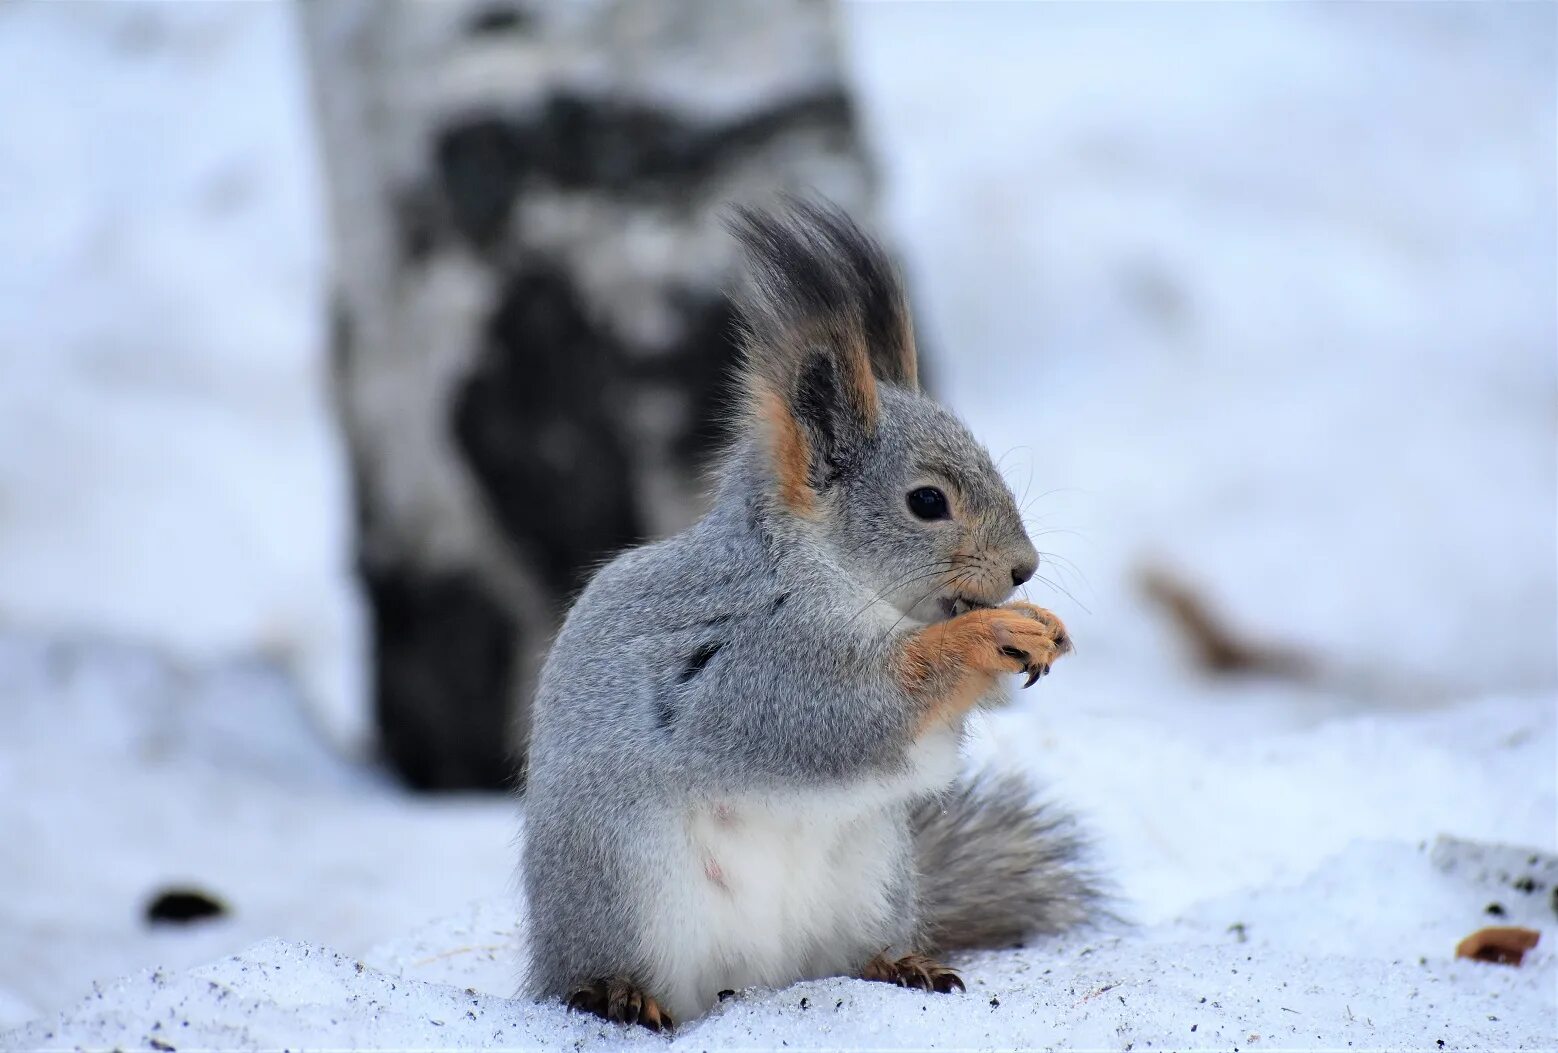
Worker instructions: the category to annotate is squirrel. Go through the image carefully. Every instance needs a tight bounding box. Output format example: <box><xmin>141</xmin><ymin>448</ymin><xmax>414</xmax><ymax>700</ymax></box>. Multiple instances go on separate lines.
<box><xmin>520</xmin><ymin>200</ymin><xmax>1101</xmax><ymax>1030</ymax></box>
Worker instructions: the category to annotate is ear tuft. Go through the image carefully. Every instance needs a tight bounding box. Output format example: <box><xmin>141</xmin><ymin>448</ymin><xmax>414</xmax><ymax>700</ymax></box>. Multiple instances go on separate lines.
<box><xmin>727</xmin><ymin>199</ymin><xmax>918</xmax><ymax>512</ymax></box>
<box><xmin>728</xmin><ymin>197</ymin><xmax>918</xmax><ymax>393</ymax></box>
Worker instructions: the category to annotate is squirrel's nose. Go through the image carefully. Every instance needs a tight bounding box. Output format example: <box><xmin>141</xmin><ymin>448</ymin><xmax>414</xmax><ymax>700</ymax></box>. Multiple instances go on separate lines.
<box><xmin>1011</xmin><ymin>561</ymin><xmax>1036</xmax><ymax>588</ymax></box>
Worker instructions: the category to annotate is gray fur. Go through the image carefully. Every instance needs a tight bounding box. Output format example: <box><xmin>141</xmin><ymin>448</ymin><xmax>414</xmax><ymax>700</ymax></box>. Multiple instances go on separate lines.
<box><xmin>520</xmin><ymin>201</ymin><xmax>1100</xmax><ymax>1017</ymax></box>
<box><xmin>911</xmin><ymin>771</ymin><xmax>1105</xmax><ymax>952</ymax></box>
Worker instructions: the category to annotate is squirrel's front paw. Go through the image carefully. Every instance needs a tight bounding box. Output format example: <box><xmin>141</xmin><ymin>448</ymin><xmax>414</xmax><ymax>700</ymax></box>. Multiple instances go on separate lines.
<box><xmin>899</xmin><ymin>603</ymin><xmax>1073</xmax><ymax>730</ymax></box>
<box><xmin>982</xmin><ymin>603</ymin><xmax>1071</xmax><ymax>688</ymax></box>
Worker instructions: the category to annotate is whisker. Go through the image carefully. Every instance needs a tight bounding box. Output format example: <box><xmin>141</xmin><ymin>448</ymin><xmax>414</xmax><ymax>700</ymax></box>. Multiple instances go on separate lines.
<box><xmin>840</xmin><ymin>561</ymin><xmax>960</xmax><ymax>629</ymax></box>
<box><xmin>847</xmin><ymin>562</ymin><xmax>956</xmax><ymax>610</ymax></box>
<box><xmin>1023</xmin><ymin>524</ymin><xmax>1086</xmax><ymax>541</ymax></box>
<box><xmin>1032</xmin><ymin>572</ymin><xmax>1091</xmax><ymax>614</ymax></box>
<box><xmin>994</xmin><ymin>445</ymin><xmax>1031</xmax><ymax>479</ymax></box>
<box><xmin>874</xmin><ymin>575</ymin><xmax>961</xmax><ymax>652</ymax></box>
<box><xmin>872</xmin><ymin>567</ymin><xmax>978</xmax><ymax>651</ymax></box>
<box><xmin>1037</xmin><ymin>550</ymin><xmax>1085</xmax><ymax>575</ymax></box>
<box><xmin>1036</xmin><ymin>551</ymin><xmax>1091</xmax><ymax>594</ymax></box>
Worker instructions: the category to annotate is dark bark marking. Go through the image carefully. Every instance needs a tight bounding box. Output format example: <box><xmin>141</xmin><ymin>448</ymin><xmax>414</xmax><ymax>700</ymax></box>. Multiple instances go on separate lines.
<box><xmin>365</xmin><ymin>565</ymin><xmax>517</xmax><ymax>790</ymax></box>
<box><xmin>453</xmin><ymin>263</ymin><xmax>645</xmax><ymax>598</ymax></box>
<box><xmin>466</xmin><ymin>5</ymin><xmax>532</xmax><ymax>35</ymax></box>
<box><xmin>434</xmin><ymin>89</ymin><xmax>856</xmax><ymax>250</ymax></box>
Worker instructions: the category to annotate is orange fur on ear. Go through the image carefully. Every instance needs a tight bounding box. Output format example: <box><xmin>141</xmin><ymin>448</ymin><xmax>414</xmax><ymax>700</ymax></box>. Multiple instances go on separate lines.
<box><xmin>796</xmin><ymin>315</ymin><xmax>879</xmax><ymax>434</ymax></box>
<box><xmin>837</xmin><ymin>323</ymin><xmax>881</xmax><ymax>430</ymax></box>
<box><xmin>727</xmin><ymin>200</ymin><xmax>909</xmax><ymax>510</ymax></box>
<box><xmin>756</xmin><ymin>386</ymin><xmax>815</xmax><ymax>515</ymax></box>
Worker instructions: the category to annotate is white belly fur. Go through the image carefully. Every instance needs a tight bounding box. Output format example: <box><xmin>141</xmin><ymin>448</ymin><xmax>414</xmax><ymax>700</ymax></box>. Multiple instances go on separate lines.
<box><xmin>639</xmin><ymin>727</ymin><xmax>962</xmax><ymax>1022</ymax></box>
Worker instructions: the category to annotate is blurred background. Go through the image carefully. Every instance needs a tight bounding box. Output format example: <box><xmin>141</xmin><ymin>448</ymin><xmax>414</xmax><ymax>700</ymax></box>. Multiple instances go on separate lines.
<box><xmin>2</xmin><ymin>0</ymin><xmax>1553</xmax><ymax>1033</ymax></box>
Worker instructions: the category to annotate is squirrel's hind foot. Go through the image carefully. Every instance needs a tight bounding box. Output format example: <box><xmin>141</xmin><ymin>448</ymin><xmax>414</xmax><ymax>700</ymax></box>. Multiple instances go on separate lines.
<box><xmin>566</xmin><ymin>977</ymin><xmax>674</xmax><ymax>1032</ymax></box>
<box><xmin>860</xmin><ymin>953</ymin><xmax>966</xmax><ymax>994</ymax></box>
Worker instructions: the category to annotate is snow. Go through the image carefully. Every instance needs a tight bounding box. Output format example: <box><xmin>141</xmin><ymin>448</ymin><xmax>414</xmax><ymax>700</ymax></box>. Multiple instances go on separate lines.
<box><xmin>5</xmin><ymin>921</ymin><xmax>1552</xmax><ymax>1051</ymax></box>
<box><xmin>2</xmin><ymin>1</ymin><xmax>1555</xmax><ymax>1050</ymax></box>
<box><xmin>4</xmin><ymin>628</ymin><xmax>1552</xmax><ymax>1048</ymax></box>
<box><xmin>6</xmin><ymin>825</ymin><xmax>1555</xmax><ymax>1049</ymax></box>
<box><xmin>0</xmin><ymin>633</ymin><xmax>517</xmax><ymax>1033</ymax></box>
<box><xmin>843</xmin><ymin>0</ymin><xmax>1557</xmax><ymax>699</ymax></box>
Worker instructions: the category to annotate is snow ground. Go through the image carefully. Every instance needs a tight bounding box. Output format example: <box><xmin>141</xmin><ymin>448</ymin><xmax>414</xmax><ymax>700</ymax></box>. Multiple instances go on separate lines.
<box><xmin>0</xmin><ymin>633</ymin><xmax>516</xmax><ymax>1033</ymax></box>
<box><xmin>2</xmin><ymin>1</ymin><xmax>1556</xmax><ymax>1050</ymax></box>
<box><xmin>4</xmin><ymin>650</ymin><xmax>1553</xmax><ymax>1047</ymax></box>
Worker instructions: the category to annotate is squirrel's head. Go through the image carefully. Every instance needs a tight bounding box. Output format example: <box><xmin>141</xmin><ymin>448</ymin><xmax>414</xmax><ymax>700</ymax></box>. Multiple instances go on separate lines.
<box><xmin>729</xmin><ymin>199</ymin><xmax>1038</xmax><ymax>623</ymax></box>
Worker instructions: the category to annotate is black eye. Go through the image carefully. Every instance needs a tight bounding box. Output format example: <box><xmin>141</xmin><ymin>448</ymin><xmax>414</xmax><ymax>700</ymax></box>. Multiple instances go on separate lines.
<box><xmin>906</xmin><ymin>487</ymin><xmax>950</xmax><ymax>521</ymax></box>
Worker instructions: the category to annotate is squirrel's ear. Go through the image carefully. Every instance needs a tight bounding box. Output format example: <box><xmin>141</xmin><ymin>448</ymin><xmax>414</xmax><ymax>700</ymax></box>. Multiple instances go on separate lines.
<box><xmin>761</xmin><ymin>341</ymin><xmax>878</xmax><ymax>512</ymax></box>
<box><xmin>729</xmin><ymin>201</ymin><xmax>893</xmax><ymax>514</ymax></box>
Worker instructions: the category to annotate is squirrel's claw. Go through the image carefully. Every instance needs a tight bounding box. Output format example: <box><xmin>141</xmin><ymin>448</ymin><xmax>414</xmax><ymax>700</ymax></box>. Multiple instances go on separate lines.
<box><xmin>861</xmin><ymin>952</ymin><xmax>966</xmax><ymax>995</ymax></box>
<box><xmin>993</xmin><ymin>607</ymin><xmax>1067</xmax><ymax>687</ymax></box>
<box><xmin>640</xmin><ymin>1001</ymin><xmax>672</xmax><ymax>1032</ymax></box>
<box><xmin>566</xmin><ymin>978</ymin><xmax>673</xmax><ymax>1032</ymax></box>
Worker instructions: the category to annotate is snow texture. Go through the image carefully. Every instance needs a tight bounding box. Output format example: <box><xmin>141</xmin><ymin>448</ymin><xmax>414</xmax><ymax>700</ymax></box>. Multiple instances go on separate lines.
<box><xmin>0</xmin><ymin>634</ymin><xmax>516</xmax><ymax>1033</ymax></box>
<box><xmin>4</xmin><ymin>630</ymin><xmax>1552</xmax><ymax>1048</ymax></box>
<box><xmin>2</xmin><ymin>1</ymin><xmax>1555</xmax><ymax>1050</ymax></box>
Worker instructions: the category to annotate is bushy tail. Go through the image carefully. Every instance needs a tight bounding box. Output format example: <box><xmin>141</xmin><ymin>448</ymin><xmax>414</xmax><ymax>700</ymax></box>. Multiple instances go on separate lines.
<box><xmin>911</xmin><ymin>771</ymin><xmax>1107</xmax><ymax>952</ymax></box>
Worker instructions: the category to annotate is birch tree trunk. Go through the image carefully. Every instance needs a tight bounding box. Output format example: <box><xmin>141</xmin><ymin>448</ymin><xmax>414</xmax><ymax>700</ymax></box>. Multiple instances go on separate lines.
<box><xmin>300</xmin><ymin>1</ymin><xmax>881</xmax><ymax>788</ymax></box>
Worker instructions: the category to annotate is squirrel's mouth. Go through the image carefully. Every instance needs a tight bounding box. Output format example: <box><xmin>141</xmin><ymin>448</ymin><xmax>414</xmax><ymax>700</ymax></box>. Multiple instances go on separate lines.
<box><xmin>938</xmin><ymin>594</ymin><xmax>993</xmax><ymax>621</ymax></box>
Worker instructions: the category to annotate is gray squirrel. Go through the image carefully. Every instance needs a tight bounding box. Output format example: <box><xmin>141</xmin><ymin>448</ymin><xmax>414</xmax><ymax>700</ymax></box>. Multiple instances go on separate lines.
<box><xmin>521</xmin><ymin>200</ymin><xmax>1101</xmax><ymax>1030</ymax></box>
